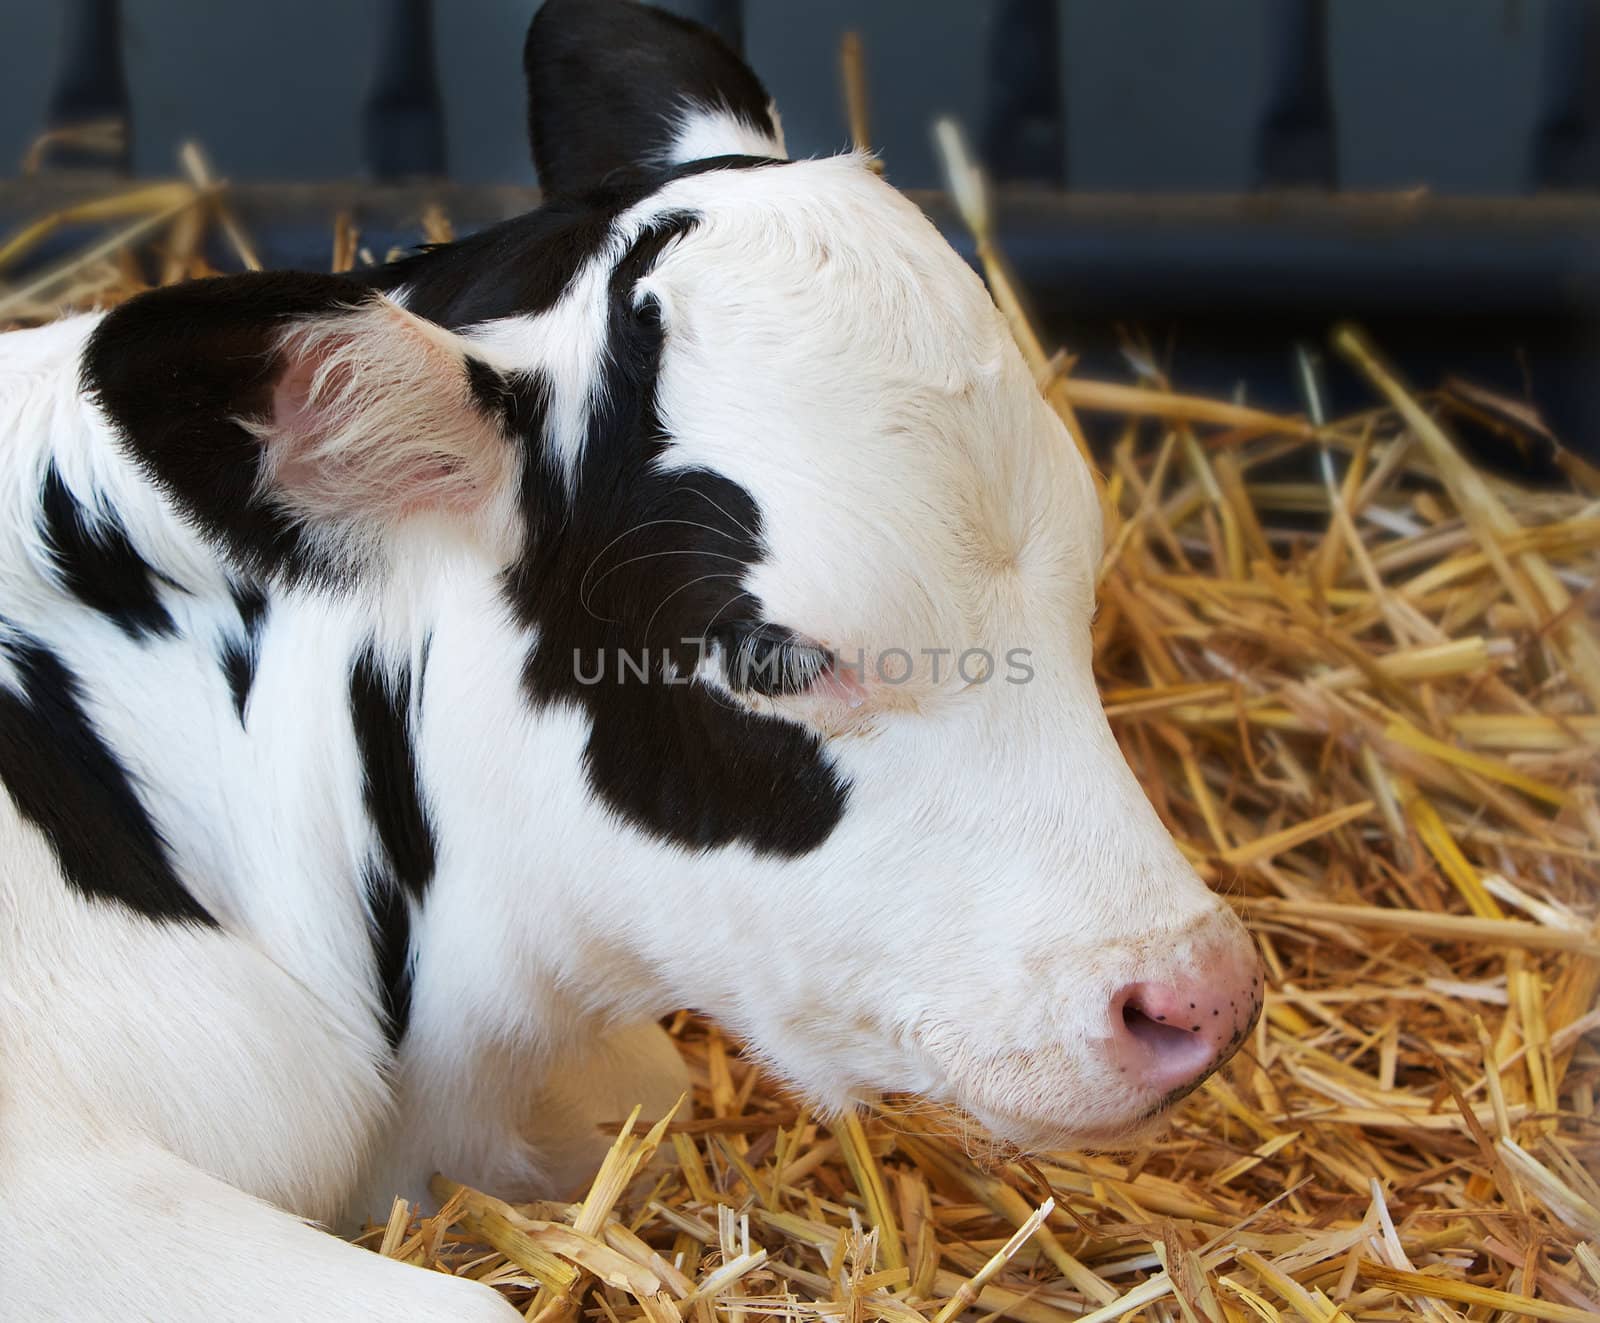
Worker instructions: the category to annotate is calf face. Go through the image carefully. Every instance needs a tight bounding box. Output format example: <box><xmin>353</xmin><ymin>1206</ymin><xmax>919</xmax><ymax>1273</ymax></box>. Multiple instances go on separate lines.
<box><xmin>83</xmin><ymin>0</ymin><xmax>1260</xmax><ymax>1152</ymax></box>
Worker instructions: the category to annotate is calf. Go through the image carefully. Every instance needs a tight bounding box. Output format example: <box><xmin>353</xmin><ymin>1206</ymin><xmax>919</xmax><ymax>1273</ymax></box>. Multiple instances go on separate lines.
<box><xmin>0</xmin><ymin>3</ymin><xmax>1261</xmax><ymax>1319</ymax></box>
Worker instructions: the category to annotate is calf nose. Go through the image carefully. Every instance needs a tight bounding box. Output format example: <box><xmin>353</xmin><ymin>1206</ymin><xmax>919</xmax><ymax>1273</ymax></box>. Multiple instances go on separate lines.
<box><xmin>1109</xmin><ymin>950</ymin><xmax>1262</xmax><ymax>1099</ymax></box>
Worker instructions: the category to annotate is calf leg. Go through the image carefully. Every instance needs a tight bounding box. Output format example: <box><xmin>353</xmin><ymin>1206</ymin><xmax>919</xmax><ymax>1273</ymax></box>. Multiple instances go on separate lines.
<box><xmin>352</xmin><ymin>1018</ymin><xmax>691</xmax><ymax>1216</ymax></box>
<box><xmin>0</xmin><ymin>808</ymin><xmax>399</xmax><ymax>1223</ymax></box>
<box><xmin>527</xmin><ymin>1018</ymin><xmax>692</xmax><ymax>1195</ymax></box>
<box><xmin>0</xmin><ymin>805</ymin><xmax>508</xmax><ymax>1317</ymax></box>
<box><xmin>0</xmin><ymin>1115</ymin><xmax>519</xmax><ymax>1323</ymax></box>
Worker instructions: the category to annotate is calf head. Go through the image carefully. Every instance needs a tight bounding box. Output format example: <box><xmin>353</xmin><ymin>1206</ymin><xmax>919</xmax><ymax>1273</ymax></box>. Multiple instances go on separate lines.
<box><xmin>86</xmin><ymin>0</ymin><xmax>1260</xmax><ymax>1150</ymax></box>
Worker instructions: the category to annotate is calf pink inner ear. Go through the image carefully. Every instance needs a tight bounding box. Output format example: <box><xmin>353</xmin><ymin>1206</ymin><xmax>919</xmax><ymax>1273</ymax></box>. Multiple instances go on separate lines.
<box><xmin>251</xmin><ymin>298</ymin><xmax>514</xmax><ymax>528</ymax></box>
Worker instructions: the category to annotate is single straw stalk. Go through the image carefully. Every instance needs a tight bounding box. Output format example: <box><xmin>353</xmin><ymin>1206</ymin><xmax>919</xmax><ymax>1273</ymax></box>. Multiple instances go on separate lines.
<box><xmin>929</xmin><ymin>1199</ymin><xmax>1055</xmax><ymax>1323</ymax></box>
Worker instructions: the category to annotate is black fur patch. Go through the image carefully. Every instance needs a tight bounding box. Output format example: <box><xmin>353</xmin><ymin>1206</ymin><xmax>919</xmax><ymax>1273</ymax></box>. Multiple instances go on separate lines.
<box><xmin>350</xmin><ymin>645</ymin><xmax>435</xmax><ymax>1047</ymax></box>
<box><xmin>362</xmin><ymin>860</ymin><xmax>414</xmax><ymax>1053</ymax></box>
<box><xmin>219</xmin><ymin>580</ymin><xmax>268</xmax><ymax>723</ymax></box>
<box><xmin>39</xmin><ymin>462</ymin><xmax>174</xmax><ymax>639</ymax></box>
<box><xmin>368</xmin><ymin>153</ymin><xmax>776</xmax><ymax>334</ymax></box>
<box><xmin>0</xmin><ymin>631</ymin><xmax>213</xmax><ymax>924</ymax></box>
<box><xmin>497</xmin><ymin>216</ymin><xmax>849</xmax><ymax>856</ymax></box>
<box><xmin>350</xmin><ymin>646</ymin><xmax>436</xmax><ymax>895</ymax></box>
<box><xmin>525</xmin><ymin>0</ymin><xmax>778</xmax><ymax>196</ymax></box>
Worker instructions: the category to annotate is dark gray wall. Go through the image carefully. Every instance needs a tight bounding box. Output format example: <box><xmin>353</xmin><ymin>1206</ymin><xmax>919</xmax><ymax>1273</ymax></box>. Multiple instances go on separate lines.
<box><xmin>1061</xmin><ymin>0</ymin><xmax>1272</xmax><ymax>191</ymax></box>
<box><xmin>0</xmin><ymin>4</ymin><xmax>64</xmax><ymax>174</ymax></box>
<box><xmin>0</xmin><ymin>0</ymin><xmax>1562</xmax><ymax>193</ymax></box>
<box><xmin>123</xmin><ymin>0</ymin><xmax>384</xmax><ymax>179</ymax></box>
<box><xmin>1331</xmin><ymin>0</ymin><xmax>1546</xmax><ymax>193</ymax></box>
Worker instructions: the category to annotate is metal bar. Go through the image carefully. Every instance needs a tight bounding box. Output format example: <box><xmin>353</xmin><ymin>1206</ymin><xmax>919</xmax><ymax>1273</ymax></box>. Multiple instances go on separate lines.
<box><xmin>1</xmin><ymin>180</ymin><xmax>1593</xmax><ymax>457</ymax></box>
<box><xmin>1255</xmin><ymin>0</ymin><xmax>1336</xmax><ymax>189</ymax></box>
<box><xmin>364</xmin><ymin>0</ymin><xmax>447</xmax><ymax>181</ymax></box>
<box><xmin>40</xmin><ymin>0</ymin><xmax>130</xmax><ymax>173</ymax></box>
<box><xmin>980</xmin><ymin>0</ymin><xmax>1065</xmax><ymax>187</ymax></box>
<box><xmin>937</xmin><ymin>190</ymin><xmax>1600</xmax><ymax>318</ymax></box>
<box><xmin>3</xmin><ymin>181</ymin><xmax>1595</xmax><ymax>321</ymax></box>
<box><xmin>1532</xmin><ymin>0</ymin><xmax>1600</xmax><ymax>190</ymax></box>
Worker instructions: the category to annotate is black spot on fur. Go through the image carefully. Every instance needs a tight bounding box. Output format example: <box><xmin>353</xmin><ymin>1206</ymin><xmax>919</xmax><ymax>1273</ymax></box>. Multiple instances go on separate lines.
<box><xmin>369</xmin><ymin>153</ymin><xmax>775</xmax><ymax>335</ymax></box>
<box><xmin>218</xmin><ymin>641</ymin><xmax>253</xmax><ymax>724</ymax></box>
<box><xmin>362</xmin><ymin>860</ymin><xmax>414</xmax><ymax>1053</ymax></box>
<box><xmin>498</xmin><ymin>215</ymin><xmax>849</xmax><ymax>857</ymax></box>
<box><xmin>0</xmin><ymin>631</ymin><xmax>213</xmax><ymax>925</ymax></box>
<box><xmin>233</xmin><ymin>578</ymin><xmax>269</xmax><ymax>636</ymax></box>
<box><xmin>350</xmin><ymin>646</ymin><xmax>436</xmax><ymax>896</ymax></box>
<box><xmin>350</xmin><ymin>645</ymin><xmax>435</xmax><ymax>1048</ymax></box>
<box><xmin>39</xmin><ymin>463</ymin><xmax>174</xmax><ymax>639</ymax></box>
<box><xmin>464</xmin><ymin>356</ymin><xmax>512</xmax><ymax>424</ymax></box>
<box><xmin>381</xmin><ymin>202</ymin><xmax>620</xmax><ymax>329</ymax></box>
<box><xmin>464</xmin><ymin>361</ymin><xmax>550</xmax><ymax>447</ymax></box>
<box><xmin>219</xmin><ymin>580</ymin><xmax>268</xmax><ymax>723</ymax></box>
<box><xmin>525</xmin><ymin>0</ymin><xmax>778</xmax><ymax>196</ymax></box>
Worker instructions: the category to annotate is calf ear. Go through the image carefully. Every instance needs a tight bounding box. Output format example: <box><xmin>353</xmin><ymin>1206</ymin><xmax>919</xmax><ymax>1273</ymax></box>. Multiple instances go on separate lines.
<box><xmin>84</xmin><ymin>272</ymin><xmax>520</xmax><ymax>582</ymax></box>
<box><xmin>524</xmin><ymin>0</ymin><xmax>786</xmax><ymax>196</ymax></box>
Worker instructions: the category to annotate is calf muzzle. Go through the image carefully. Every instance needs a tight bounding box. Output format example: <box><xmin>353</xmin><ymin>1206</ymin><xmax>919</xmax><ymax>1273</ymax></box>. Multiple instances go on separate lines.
<box><xmin>1109</xmin><ymin>933</ymin><xmax>1263</xmax><ymax>1106</ymax></box>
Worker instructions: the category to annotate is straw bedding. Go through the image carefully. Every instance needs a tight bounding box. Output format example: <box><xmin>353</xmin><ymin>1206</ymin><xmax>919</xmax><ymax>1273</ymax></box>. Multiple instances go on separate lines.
<box><xmin>2</xmin><ymin>147</ymin><xmax>1597</xmax><ymax>1322</ymax></box>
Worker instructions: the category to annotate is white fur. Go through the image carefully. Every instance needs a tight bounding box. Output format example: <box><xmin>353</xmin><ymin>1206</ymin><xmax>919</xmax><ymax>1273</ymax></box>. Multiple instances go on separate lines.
<box><xmin>667</xmin><ymin>100</ymin><xmax>786</xmax><ymax>165</ymax></box>
<box><xmin>459</xmin><ymin>253</ymin><xmax>613</xmax><ymax>490</ymax></box>
<box><xmin>0</xmin><ymin>149</ymin><xmax>1251</xmax><ymax>1321</ymax></box>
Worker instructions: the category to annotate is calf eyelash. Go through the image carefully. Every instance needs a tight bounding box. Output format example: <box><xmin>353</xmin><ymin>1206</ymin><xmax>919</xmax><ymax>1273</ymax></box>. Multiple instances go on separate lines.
<box><xmin>712</xmin><ymin>623</ymin><xmax>833</xmax><ymax>697</ymax></box>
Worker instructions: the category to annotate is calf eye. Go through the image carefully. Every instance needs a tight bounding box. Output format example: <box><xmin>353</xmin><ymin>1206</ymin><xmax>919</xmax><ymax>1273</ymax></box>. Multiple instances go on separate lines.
<box><xmin>632</xmin><ymin>293</ymin><xmax>662</xmax><ymax>331</ymax></box>
<box><xmin>712</xmin><ymin>624</ymin><xmax>832</xmax><ymax>697</ymax></box>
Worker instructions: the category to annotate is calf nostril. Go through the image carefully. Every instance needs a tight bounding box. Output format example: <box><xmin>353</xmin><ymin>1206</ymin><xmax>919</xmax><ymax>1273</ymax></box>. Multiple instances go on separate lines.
<box><xmin>1121</xmin><ymin>1002</ymin><xmax>1201</xmax><ymax>1057</ymax></box>
<box><xmin>1112</xmin><ymin>982</ymin><xmax>1235</xmax><ymax>1094</ymax></box>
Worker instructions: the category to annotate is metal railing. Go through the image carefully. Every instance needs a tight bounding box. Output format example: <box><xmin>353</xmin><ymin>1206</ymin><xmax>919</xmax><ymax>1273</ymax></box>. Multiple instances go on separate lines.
<box><xmin>7</xmin><ymin>0</ymin><xmax>1600</xmax><ymax>455</ymax></box>
<box><xmin>24</xmin><ymin>0</ymin><xmax>1597</xmax><ymax>189</ymax></box>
